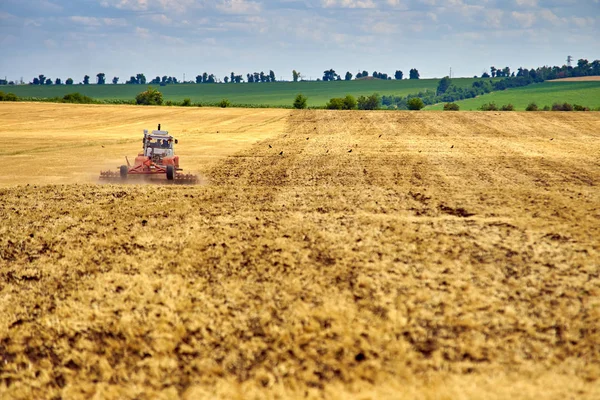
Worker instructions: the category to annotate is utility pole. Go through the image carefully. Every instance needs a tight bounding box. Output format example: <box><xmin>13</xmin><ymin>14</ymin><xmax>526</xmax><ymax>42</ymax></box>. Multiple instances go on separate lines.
<box><xmin>449</xmin><ymin>67</ymin><xmax>452</xmax><ymax>78</ymax></box>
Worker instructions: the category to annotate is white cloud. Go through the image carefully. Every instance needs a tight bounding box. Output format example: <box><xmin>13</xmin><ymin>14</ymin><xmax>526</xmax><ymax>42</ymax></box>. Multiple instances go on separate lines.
<box><xmin>44</xmin><ymin>39</ymin><xmax>57</xmax><ymax>48</ymax></box>
<box><xmin>322</xmin><ymin>0</ymin><xmax>376</xmax><ymax>8</ymax></box>
<box><xmin>216</xmin><ymin>0</ymin><xmax>262</xmax><ymax>14</ymax></box>
<box><xmin>135</xmin><ymin>26</ymin><xmax>151</xmax><ymax>39</ymax></box>
<box><xmin>514</xmin><ymin>0</ymin><xmax>537</xmax><ymax>7</ymax></box>
<box><xmin>511</xmin><ymin>11</ymin><xmax>535</xmax><ymax>28</ymax></box>
<box><xmin>485</xmin><ymin>9</ymin><xmax>503</xmax><ymax>28</ymax></box>
<box><xmin>69</xmin><ymin>16</ymin><xmax>128</xmax><ymax>27</ymax></box>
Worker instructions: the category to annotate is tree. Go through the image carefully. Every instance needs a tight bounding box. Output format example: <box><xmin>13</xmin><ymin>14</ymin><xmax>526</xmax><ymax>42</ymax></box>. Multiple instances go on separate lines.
<box><xmin>357</xmin><ymin>94</ymin><xmax>380</xmax><ymax>110</ymax></box>
<box><xmin>260</xmin><ymin>71</ymin><xmax>266</xmax><ymax>83</ymax></box>
<box><xmin>112</xmin><ymin>77</ymin><xmax>119</xmax><ymax>84</ymax></box>
<box><xmin>323</xmin><ymin>69</ymin><xmax>337</xmax><ymax>81</ymax></box>
<box><xmin>502</xmin><ymin>67</ymin><xmax>510</xmax><ymax>78</ymax></box>
<box><xmin>395</xmin><ymin>70</ymin><xmax>404</xmax><ymax>80</ymax></box>
<box><xmin>126</xmin><ymin>76</ymin><xmax>138</xmax><ymax>84</ymax></box>
<box><xmin>96</xmin><ymin>73</ymin><xmax>106</xmax><ymax>85</ymax></box>
<box><xmin>83</xmin><ymin>75</ymin><xmax>90</xmax><ymax>85</ymax></box>
<box><xmin>407</xmin><ymin>97</ymin><xmax>425</xmax><ymax>110</ymax></box>
<box><xmin>45</xmin><ymin>78</ymin><xmax>52</xmax><ymax>85</ymax></box>
<box><xmin>269</xmin><ymin>70</ymin><xmax>276</xmax><ymax>82</ymax></box>
<box><xmin>150</xmin><ymin>76</ymin><xmax>161</xmax><ymax>84</ymax></box>
<box><xmin>66</xmin><ymin>78</ymin><xmax>73</xmax><ymax>85</ymax></box>
<box><xmin>55</xmin><ymin>78</ymin><xmax>62</xmax><ymax>85</ymax></box>
<box><xmin>135</xmin><ymin>87</ymin><xmax>163</xmax><ymax>105</ymax></box>
<box><xmin>293</xmin><ymin>94</ymin><xmax>307</xmax><ymax>109</ymax></box>
<box><xmin>356</xmin><ymin>72</ymin><xmax>363</xmax><ymax>79</ymax></box>
<box><xmin>490</xmin><ymin>66</ymin><xmax>497</xmax><ymax>78</ymax></box>
<box><xmin>481</xmin><ymin>72</ymin><xmax>490</xmax><ymax>78</ymax></box>
<box><xmin>436</xmin><ymin>76</ymin><xmax>451</xmax><ymax>95</ymax></box>
<box><xmin>136</xmin><ymin>73</ymin><xmax>146</xmax><ymax>85</ymax></box>
<box><xmin>345</xmin><ymin>71</ymin><xmax>353</xmax><ymax>81</ymax></box>
<box><xmin>231</xmin><ymin>72</ymin><xmax>235</xmax><ymax>83</ymax></box>
<box><xmin>37</xmin><ymin>75</ymin><xmax>46</xmax><ymax>85</ymax></box>
<box><xmin>362</xmin><ymin>70</ymin><xmax>368</xmax><ymax>78</ymax></box>
<box><xmin>409</xmin><ymin>68</ymin><xmax>420</xmax><ymax>79</ymax></box>
<box><xmin>292</xmin><ymin>70</ymin><xmax>300</xmax><ymax>82</ymax></box>
<box><xmin>224</xmin><ymin>76</ymin><xmax>229</xmax><ymax>83</ymax></box>
<box><xmin>343</xmin><ymin>95</ymin><xmax>357</xmax><ymax>109</ymax></box>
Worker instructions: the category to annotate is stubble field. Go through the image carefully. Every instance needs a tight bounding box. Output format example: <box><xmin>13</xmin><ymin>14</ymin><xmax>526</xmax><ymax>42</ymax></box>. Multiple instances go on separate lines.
<box><xmin>0</xmin><ymin>103</ymin><xmax>599</xmax><ymax>399</ymax></box>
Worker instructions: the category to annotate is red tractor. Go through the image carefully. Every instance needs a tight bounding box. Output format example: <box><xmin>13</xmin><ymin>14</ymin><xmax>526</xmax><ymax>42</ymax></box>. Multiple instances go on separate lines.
<box><xmin>100</xmin><ymin>124</ymin><xmax>198</xmax><ymax>184</ymax></box>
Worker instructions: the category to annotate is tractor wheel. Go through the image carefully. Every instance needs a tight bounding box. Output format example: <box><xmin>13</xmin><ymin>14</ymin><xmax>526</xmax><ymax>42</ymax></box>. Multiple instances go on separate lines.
<box><xmin>166</xmin><ymin>165</ymin><xmax>175</xmax><ymax>181</ymax></box>
<box><xmin>120</xmin><ymin>165</ymin><xmax>128</xmax><ymax>179</ymax></box>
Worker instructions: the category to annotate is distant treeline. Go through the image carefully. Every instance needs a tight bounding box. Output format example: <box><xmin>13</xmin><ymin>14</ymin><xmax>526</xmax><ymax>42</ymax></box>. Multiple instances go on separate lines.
<box><xmin>381</xmin><ymin>75</ymin><xmax>540</xmax><ymax>109</ymax></box>
<box><xmin>1</xmin><ymin>58</ymin><xmax>598</xmax><ymax>86</ymax></box>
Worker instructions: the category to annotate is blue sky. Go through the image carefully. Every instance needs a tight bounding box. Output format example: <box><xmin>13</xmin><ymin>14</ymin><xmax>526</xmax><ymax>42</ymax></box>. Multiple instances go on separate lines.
<box><xmin>0</xmin><ymin>0</ymin><xmax>598</xmax><ymax>83</ymax></box>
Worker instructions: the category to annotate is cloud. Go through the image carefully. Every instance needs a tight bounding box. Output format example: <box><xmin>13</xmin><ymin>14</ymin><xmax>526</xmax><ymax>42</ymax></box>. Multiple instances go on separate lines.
<box><xmin>44</xmin><ymin>39</ymin><xmax>57</xmax><ymax>48</ymax></box>
<box><xmin>100</xmin><ymin>0</ymin><xmax>149</xmax><ymax>11</ymax></box>
<box><xmin>485</xmin><ymin>9</ymin><xmax>503</xmax><ymax>28</ymax></box>
<box><xmin>322</xmin><ymin>0</ymin><xmax>376</xmax><ymax>8</ymax></box>
<box><xmin>511</xmin><ymin>11</ymin><xmax>535</xmax><ymax>28</ymax></box>
<box><xmin>215</xmin><ymin>0</ymin><xmax>262</xmax><ymax>14</ymax></box>
<box><xmin>514</xmin><ymin>0</ymin><xmax>537</xmax><ymax>6</ymax></box>
<box><xmin>69</xmin><ymin>16</ymin><xmax>128</xmax><ymax>27</ymax></box>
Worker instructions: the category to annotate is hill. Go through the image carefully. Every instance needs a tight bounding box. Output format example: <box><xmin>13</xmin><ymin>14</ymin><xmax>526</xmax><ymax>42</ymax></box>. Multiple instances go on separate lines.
<box><xmin>2</xmin><ymin>78</ymin><xmax>480</xmax><ymax>107</ymax></box>
<box><xmin>426</xmin><ymin>81</ymin><xmax>600</xmax><ymax>110</ymax></box>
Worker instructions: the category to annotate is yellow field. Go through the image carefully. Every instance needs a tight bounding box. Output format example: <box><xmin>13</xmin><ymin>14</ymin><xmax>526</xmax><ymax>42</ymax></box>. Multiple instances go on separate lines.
<box><xmin>1</xmin><ymin>103</ymin><xmax>599</xmax><ymax>399</ymax></box>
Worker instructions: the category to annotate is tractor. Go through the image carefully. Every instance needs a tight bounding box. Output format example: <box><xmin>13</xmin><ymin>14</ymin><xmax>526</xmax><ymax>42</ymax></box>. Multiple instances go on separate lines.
<box><xmin>99</xmin><ymin>124</ymin><xmax>198</xmax><ymax>184</ymax></box>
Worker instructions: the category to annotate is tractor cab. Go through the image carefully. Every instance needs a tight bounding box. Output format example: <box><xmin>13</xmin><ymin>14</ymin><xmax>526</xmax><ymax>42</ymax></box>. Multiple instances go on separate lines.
<box><xmin>142</xmin><ymin>128</ymin><xmax>178</xmax><ymax>162</ymax></box>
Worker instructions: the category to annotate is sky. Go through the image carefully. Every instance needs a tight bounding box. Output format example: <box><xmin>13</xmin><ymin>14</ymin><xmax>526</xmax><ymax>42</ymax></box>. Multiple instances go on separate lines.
<box><xmin>0</xmin><ymin>0</ymin><xmax>598</xmax><ymax>83</ymax></box>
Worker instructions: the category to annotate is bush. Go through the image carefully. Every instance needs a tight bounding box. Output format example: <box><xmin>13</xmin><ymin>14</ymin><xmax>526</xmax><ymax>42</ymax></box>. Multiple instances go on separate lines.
<box><xmin>573</xmin><ymin>104</ymin><xmax>589</xmax><ymax>111</ymax></box>
<box><xmin>0</xmin><ymin>91</ymin><xmax>18</xmax><ymax>102</ymax></box>
<box><xmin>407</xmin><ymin>97</ymin><xmax>425</xmax><ymax>110</ymax></box>
<box><xmin>135</xmin><ymin>87</ymin><xmax>163</xmax><ymax>105</ymax></box>
<box><xmin>343</xmin><ymin>95</ymin><xmax>357</xmax><ymax>110</ymax></box>
<box><xmin>500</xmin><ymin>104</ymin><xmax>514</xmax><ymax>111</ymax></box>
<box><xmin>326</xmin><ymin>95</ymin><xmax>357</xmax><ymax>110</ymax></box>
<box><xmin>542</xmin><ymin>105</ymin><xmax>550</xmax><ymax>111</ymax></box>
<box><xmin>62</xmin><ymin>92</ymin><xmax>93</xmax><ymax>104</ymax></box>
<box><xmin>165</xmin><ymin>100</ymin><xmax>174</xmax><ymax>106</ymax></box>
<box><xmin>218</xmin><ymin>99</ymin><xmax>231</xmax><ymax>108</ymax></box>
<box><xmin>551</xmin><ymin>102</ymin><xmax>573</xmax><ymax>111</ymax></box>
<box><xmin>357</xmin><ymin>94</ymin><xmax>381</xmax><ymax>110</ymax></box>
<box><xmin>293</xmin><ymin>94</ymin><xmax>307</xmax><ymax>109</ymax></box>
<box><xmin>525</xmin><ymin>102</ymin><xmax>538</xmax><ymax>111</ymax></box>
<box><xmin>479</xmin><ymin>102</ymin><xmax>498</xmax><ymax>111</ymax></box>
<box><xmin>182</xmin><ymin>98</ymin><xmax>192</xmax><ymax>107</ymax></box>
<box><xmin>443</xmin><ymin>102</ymin><xmax>460</xmax><ymax>111</ymax></box>
<box><xmin>326</xmin><ymin>97</ymin><xmax>345</xmax><ymax>110</ymax></box>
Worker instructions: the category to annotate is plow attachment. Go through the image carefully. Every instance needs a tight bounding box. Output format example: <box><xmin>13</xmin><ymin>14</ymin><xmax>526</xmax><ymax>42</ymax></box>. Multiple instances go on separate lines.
<box><xmin>99</xmin><ymin>170</ymin><xmax>198</xmax><ymax>185</ymax></box>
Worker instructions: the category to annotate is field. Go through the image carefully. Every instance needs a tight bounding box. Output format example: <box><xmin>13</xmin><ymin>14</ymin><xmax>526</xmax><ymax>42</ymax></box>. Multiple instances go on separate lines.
<box><xmin>426</xmin><ymin>81</ymin><xmax>600</xmax><ymax>110</ymax></box>
<box><xmin>2</xmin><ymin>78</ymin><xmax>483</xmax><ymax>107</ymax></box>
<box><xmin>1</xmin><ymin>103</ymin><xmax>599</xmax><ymax>399</ymax></box>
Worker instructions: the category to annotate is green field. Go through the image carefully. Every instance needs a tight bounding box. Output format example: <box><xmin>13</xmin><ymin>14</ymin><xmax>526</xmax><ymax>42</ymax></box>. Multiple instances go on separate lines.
<box><xmin>426</xmin><ymin>81</ymin><xmax>600</xmax><ymax>111</ymax></box>
<box><xmin>2</xmin><ymin>78</ymin><xmax>481</xmax><ymax>107</ymax></box>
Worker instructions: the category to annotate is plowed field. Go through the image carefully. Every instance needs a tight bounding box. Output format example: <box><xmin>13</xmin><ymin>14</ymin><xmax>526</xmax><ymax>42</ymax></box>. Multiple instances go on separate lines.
<box><xmin>1</xmin><ymin>104</ymin><xmax>599</xmax><ymax>399</ymax></box>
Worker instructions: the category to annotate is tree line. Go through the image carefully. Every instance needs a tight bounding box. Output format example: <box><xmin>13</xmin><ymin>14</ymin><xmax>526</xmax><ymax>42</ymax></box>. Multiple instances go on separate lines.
<box><xmin>1</xmin><ymin>58</ymin><xmax>598</xmax><ymax>87</ymax></box>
